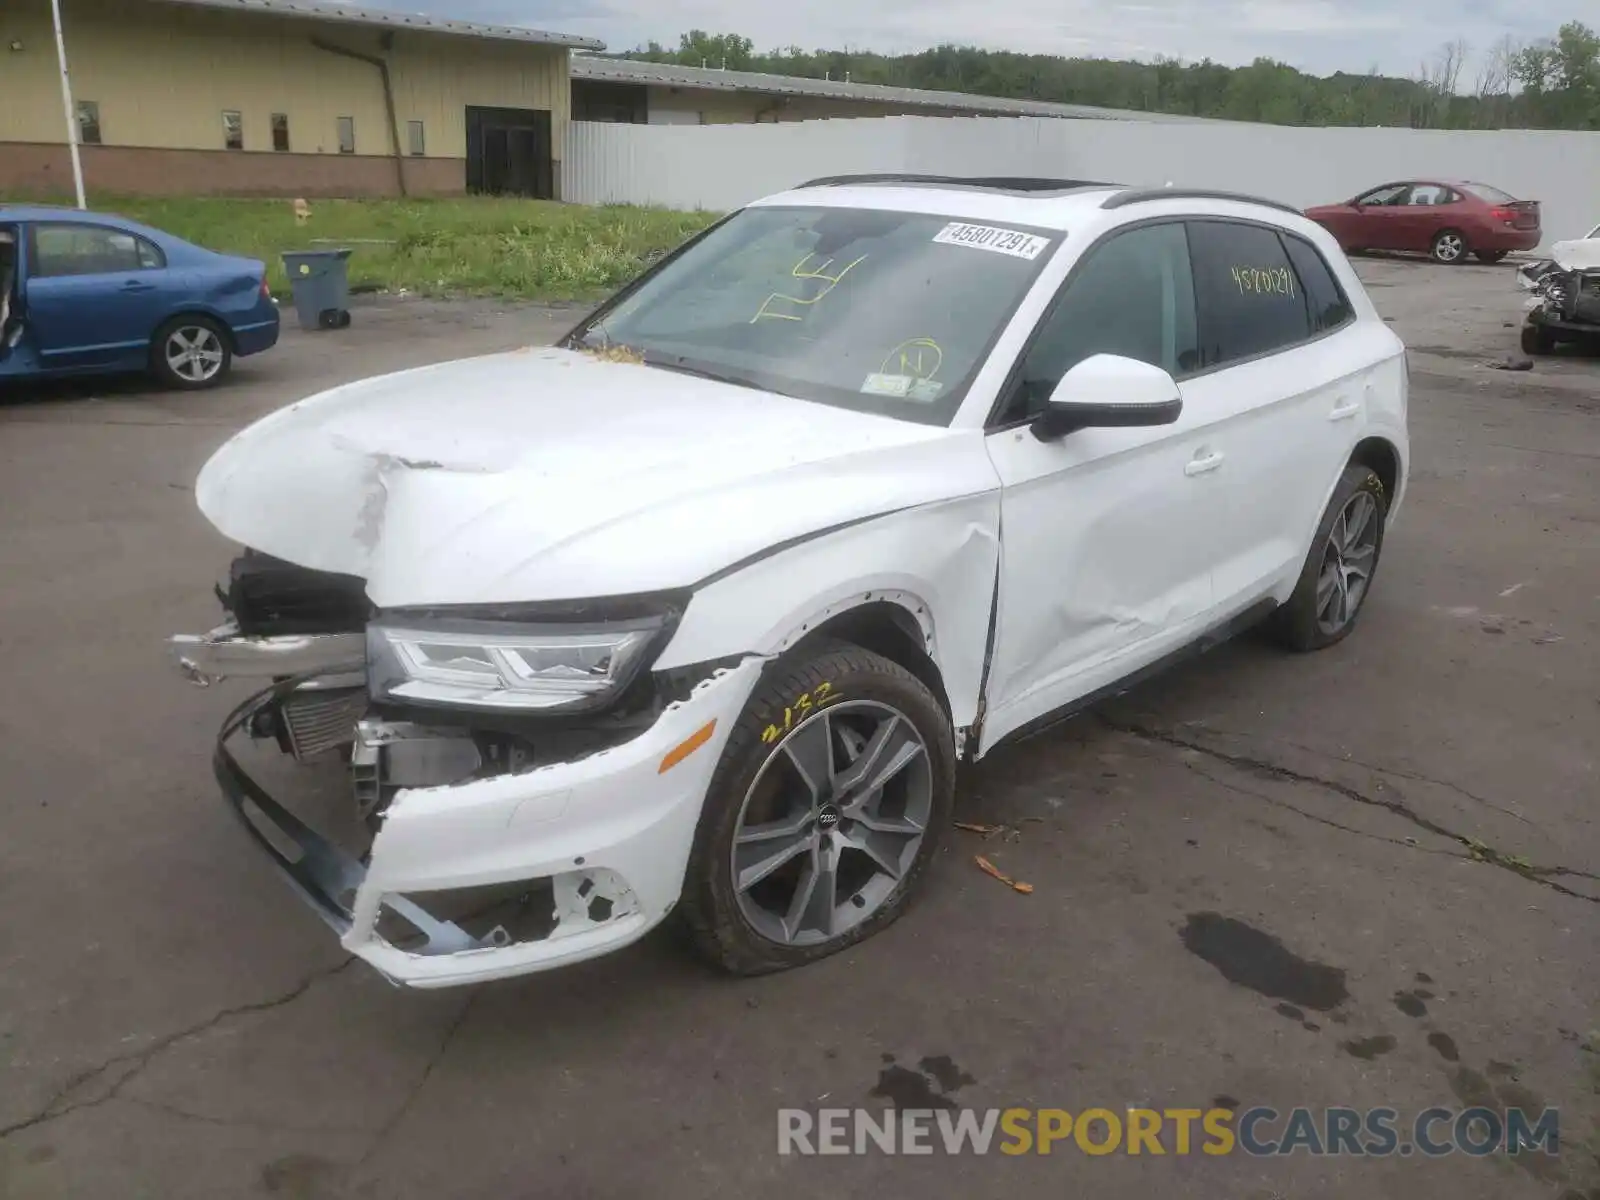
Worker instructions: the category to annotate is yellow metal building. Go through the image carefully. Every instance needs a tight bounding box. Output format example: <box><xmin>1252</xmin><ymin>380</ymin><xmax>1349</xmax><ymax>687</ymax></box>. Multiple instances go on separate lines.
<box><xmin>0</xmin><ymin>0</ymin><xmax>599</xmax><ymax>197</ymax></box>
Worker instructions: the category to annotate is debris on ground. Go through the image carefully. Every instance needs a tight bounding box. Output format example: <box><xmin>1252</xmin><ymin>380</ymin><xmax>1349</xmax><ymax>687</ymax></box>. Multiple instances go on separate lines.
<box><xmin>955</xmin><ymin>822</ymin><xmax>1004</xmax><ymax>835</ymax></box>
<box><xmin>1485</xmin><ymin>355</ymin><xmax>1534</xmax><ymax>371</ymax></box>
<box><xmin>974</xmin><ymin>855</ymin><xmax>1033</xmax><ymax>894</ymax></box>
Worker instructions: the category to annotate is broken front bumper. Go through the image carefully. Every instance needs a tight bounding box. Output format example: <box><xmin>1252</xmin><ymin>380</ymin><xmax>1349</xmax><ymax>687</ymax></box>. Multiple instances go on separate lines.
<box><xmin>197</xmin><ymin>642</ymin><xmax>763</xmax><ymax>988</ymax></box>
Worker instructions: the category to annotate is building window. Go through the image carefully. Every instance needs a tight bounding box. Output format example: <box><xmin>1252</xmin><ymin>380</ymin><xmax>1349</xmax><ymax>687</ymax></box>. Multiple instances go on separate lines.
<box><xmin>271</xmin><ymin>113</ymin><xmax>290</xmax><ymax>152</ymax></box>
<box><xmin>222</xmin><ymin>110</ymin><xmax>243</xmax><ymax>151</ymax></box>
<box><xmin>407</xmin><ymin>120</ymin><xmax>425</xmax><ymax>157</ymax></box>
<box><xmin>336</xmin><ymin>116</ymin><xmax>355</xmax><ymax>154</ymax></box>
<box><xmin>76</xmin><ymin>100</ymin><xmax>101</xmax><ymax>145</ymax></box>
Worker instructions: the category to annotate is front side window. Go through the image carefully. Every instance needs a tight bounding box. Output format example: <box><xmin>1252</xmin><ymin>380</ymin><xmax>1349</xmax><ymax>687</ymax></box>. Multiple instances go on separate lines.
<box><xmin>571</xmin><ymin>205</ymin><xmax>1060</xmax><ymax>426</ymax></box>
<box><xmin>1355</xmin><ymin>184</ymin><xmax>1409</xmax><ymax>207</ymax></box>
<box><xmin>31</xmin><ymin>224</ymin><xmax>165</xmax><ymax>277</ymax></box>
<box><xmin>998</xmin><ymin>221</ymin><xmax>1197</xmax><ymax>425</ymax></box>
<box><xmin>1187</xmin><ymin>219</ymin><xmax>1313</xmax><ymax>367</ymax></box>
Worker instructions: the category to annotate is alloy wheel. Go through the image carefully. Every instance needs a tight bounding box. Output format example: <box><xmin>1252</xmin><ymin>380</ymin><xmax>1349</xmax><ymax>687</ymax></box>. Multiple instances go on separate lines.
<box><xmin>1433</xmin><ymin>233</ymin><xmax>1464</xmax><ymax>263</ymax></box>
<box><xmin>165</xmin><ymin>325</ymin><xmax>225</xmax><ymax>383</ymax></box>
<box><xmin>730</xmin><ymin>701</ymin><xmax>932</xmax><ymax>947</ymax></box>
<box><xmin>1316</xmin><ymin>490</ymin><xmax>1379</xmax><ymax>635</ymax></box>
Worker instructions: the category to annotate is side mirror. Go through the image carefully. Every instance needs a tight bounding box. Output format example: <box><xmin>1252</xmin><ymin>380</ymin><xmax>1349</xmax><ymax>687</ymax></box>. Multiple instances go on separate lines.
<box><xmin>1031</xmin><ymin>354</ymin><xmax>1183</xmax><ymax>442</ymax></box>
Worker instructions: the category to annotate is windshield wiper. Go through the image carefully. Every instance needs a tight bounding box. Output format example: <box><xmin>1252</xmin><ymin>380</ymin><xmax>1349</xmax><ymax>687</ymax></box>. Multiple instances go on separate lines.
<box><xmin>645</xmin><ymin>356</ymin><xmax>791</xmax><ymax>398</ymax></box>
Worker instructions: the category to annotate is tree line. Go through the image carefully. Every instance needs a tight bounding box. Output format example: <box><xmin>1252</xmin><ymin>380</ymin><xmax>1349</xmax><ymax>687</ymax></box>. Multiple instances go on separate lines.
<box><xmin>613</xmin><ymin>23</ymin><xmax>1600</xmax><ymax>130</ymax></box>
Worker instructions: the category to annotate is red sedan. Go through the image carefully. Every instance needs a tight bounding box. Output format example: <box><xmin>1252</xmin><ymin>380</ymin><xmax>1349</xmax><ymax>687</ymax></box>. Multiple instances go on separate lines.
<box><xmin>1305</xmin><ymin>180</ymin><xmax>1541</xmax><ymax>264</ymax></box>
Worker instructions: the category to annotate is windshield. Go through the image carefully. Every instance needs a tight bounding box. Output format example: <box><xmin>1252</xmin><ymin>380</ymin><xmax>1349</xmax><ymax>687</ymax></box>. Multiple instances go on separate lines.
<box><xmin>571</xmin><ymin>205</ymin><xmax>1060</xmax><ymax>426</ymax></box>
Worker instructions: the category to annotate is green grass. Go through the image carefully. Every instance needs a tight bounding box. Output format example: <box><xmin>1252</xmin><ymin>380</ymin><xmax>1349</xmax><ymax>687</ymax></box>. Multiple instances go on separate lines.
<box><xmin>7</xmin><ymin>194</ymin><xmax>718</xmax><ymax>301</ymax></box>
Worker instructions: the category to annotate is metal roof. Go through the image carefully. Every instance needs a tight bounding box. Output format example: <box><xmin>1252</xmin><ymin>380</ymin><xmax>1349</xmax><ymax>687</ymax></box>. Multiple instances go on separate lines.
<box><xmin>146</xmin><ymin>0</ymin><xmax>604</xmax><ymax>51</ymax></box>
<box><xmin>571</xmin><ymin>56</ymin><xmax>1220</xmax><ymax>123</ymax></box>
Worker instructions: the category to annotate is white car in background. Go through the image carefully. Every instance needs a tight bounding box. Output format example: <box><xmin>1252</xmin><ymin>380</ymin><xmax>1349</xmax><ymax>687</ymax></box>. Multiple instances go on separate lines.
<box><xmin>171</xmin><ymin>175</ymin><xmax>1410</xmax><ymax>988</ymax></box>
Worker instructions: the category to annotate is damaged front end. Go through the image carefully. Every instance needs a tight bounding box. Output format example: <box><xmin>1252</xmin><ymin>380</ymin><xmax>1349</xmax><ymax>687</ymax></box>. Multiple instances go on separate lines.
<box><xmin>172</xmin><ymin>551</ymin><xmax>761</xmax><ymax>988</ymax></box>
<box><xmin>1519</xmin><ymin>238</ymin><xmax>1600</xmax><ymax>349</ymax></box>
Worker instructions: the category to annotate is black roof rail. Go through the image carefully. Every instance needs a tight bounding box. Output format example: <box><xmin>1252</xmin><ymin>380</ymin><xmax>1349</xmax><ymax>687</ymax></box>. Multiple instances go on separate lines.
<box><xmin>1101</xmin><ymin>187</ymin><xmax>1303</xmax><ymax>216</ymax></box>
<box><xmin>795</xmin><ymin>173</ymin><xmax>1123</xmax><ymax>193</ymax></box>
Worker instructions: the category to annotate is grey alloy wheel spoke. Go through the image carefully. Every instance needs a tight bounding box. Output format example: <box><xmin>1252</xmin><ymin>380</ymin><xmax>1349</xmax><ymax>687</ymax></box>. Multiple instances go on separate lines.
<box><xmin>780</xmin><ymin>711</ymin><xmax>834</xmax><ymax>803</ymax></box>
<box><xmin>735</xmin><ymin>821</ymin><xmax>816</xmax><ymax>894</ymax></box>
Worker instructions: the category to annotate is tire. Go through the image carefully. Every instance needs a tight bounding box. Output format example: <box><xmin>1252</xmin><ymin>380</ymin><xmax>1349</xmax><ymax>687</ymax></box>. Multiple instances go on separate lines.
<box><xmin>1475</xmin><ymin>250</ymin><xmax>1508</xmax><ymax>264</ymax></box>
<box><xmin>1430</xmin><ymin>229</ymin><xmax>1468</xmax><ymax>265</ymax></box>
<box><xmin>152</xmin><ymin>315</ymin><xmax>232</xmax><ymax>390</ymax></box>
<box><xmin>1270</xmin><ymin>464</ymin><xmax>1388</xmax><ymax>653</ymax></box>
<box><xmin>677</xmin><ymin>640</ymin><xmax>956</xmax><ymax>976</ymax></box>
<box><xmin>1520</xmin><ymin>323</ymin><xmax>1555</xmax><ymax>355</ymax></box>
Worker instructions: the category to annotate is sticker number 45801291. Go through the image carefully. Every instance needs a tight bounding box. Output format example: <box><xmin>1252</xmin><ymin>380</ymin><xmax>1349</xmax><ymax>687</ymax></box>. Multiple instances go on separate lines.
<box><xmin>932</xmin><ymin>222</ymin><xmax>1052</xmax><ymax>260</ymax></box>
<box><xmin>760</xmin><ymin>682</ymin><xmax>839</xmax><ymax>743</ymax></box>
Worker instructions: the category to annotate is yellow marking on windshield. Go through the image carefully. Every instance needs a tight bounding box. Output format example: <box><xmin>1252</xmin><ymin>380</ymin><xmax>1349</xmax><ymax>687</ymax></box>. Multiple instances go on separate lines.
<box><xmin>750</xmin><ymin>253</ymin><xmax>868</xmax><ymax>323</ymax></box>
<box><xmin>881</xmin><ymin>338</ymin><xmax>943</xmax><ymax>381</ymax></box>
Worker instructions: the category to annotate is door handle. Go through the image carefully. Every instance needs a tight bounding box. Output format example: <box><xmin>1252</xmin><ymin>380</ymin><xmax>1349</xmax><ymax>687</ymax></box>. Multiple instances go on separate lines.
<box><xmin>1184</xmin><ymin>451</ymin><xmax>1225</xmax><ymax>476</ymax></box>
<box><xmin>1328</xmin><ymin>402</ymin><xmax>1361</xmax><ymax>421</ymax></box>
<box><xmin>121</xmin><ymin>280</ymin><xmax>155</xmax><ymax>292</ymax></box>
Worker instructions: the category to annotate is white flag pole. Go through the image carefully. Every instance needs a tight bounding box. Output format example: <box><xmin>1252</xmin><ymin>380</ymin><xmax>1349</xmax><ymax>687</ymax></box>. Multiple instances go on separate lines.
<box><xmin>49</xmin><ymin>0</ymin><xmax>87</xmax><ymax>209</ymax></box>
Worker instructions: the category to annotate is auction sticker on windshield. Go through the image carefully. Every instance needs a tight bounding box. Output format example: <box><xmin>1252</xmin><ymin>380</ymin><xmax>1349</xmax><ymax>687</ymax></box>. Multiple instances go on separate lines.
<box><xmin>932</xmin><ymin>222</ymin><xmax>1051</xmax><ymax>260</ymax></box>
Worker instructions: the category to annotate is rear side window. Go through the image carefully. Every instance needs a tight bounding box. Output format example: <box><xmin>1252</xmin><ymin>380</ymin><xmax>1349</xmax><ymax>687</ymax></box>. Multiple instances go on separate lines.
<box><xmin>1000</xmin><ymin>221</ymin><xmax>1198</xmax><ymax>423</ymax></box>
<box><xmin>1460</xmin><ymin>182</ymin><xmax>1516</xmax><ymax>205</ymax></box>
<box><xmin>1187</xmin><ymin>220</ymin><xmax>1313</xmax><ymax>368</ymax></box>
<box><xmin>1281</xmin><ymin>235</ymin><xmax>1353</xmax><ymax>334</ymax></box>
<box><xmin>31</xmin><ymin>224</ymin><xmax>165</xmax><ymax>277</ymax></box>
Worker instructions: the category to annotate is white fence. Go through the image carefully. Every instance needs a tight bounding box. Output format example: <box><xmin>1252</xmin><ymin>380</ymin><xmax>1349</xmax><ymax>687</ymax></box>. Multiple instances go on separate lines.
<box><xmin>563</xmin><ymin>115</ymin><xmax>1600</xmax><ymax>249</ymax></box>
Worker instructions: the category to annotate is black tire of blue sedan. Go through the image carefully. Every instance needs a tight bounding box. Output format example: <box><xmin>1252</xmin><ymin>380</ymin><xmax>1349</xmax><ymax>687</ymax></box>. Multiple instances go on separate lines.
<box><xmin>1272</xmin><ymin>464</ymin><xmax>1389</xmax><ymax>652</ymax></box>
<box><xmin>677</xmin><ymin>641</ymin><xmax>956</xmax><ymax>976</ymax></box>
<box><xmin>152</xmin><ymin>315</ymin><xmax>233</xmax><ymax>390</ymax></box>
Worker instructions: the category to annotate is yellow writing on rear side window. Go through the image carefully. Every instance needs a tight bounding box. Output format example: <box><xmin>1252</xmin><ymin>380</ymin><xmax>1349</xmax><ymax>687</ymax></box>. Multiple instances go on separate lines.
<box><xmin>1230</xmin><ymin>265</ymin><xmax>1296</xmax><ymax>298</ymax></box>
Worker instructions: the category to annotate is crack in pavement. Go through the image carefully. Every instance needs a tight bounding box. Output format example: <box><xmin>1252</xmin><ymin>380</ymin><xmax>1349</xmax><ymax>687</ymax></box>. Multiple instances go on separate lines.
<box><xmin>1100</xmin><ymin>716</ymin><xmax>1599</xmax><ymax>905</ymax></box>
<box><xmin>120</xmin><ymin>1094</ymin><xmax>372</xmax><ymax>1138</ymax></box>
<box><xmin>0</xmin><ymin>957</ymin><xmax>359</xmax><ymax>1142</ymax></box>
<box><xmin>356</xmin><ymin>990</ymin><xmax>479</xmax><ymax>1168</ymax></box>
<box><xmin>1168</xmin><ymin>722</ymin><xmax>1538</xmax><ymax>829</ymax></box>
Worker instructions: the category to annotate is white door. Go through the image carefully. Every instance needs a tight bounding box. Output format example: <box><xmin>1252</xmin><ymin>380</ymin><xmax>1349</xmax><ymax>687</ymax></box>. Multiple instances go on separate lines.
<box><xmin>979</xmin><ymin>221</ymin><xmax>1228</xmax><ymax>753</ymax></box>
<box><xmin>1178</xmin><ymin>219</ymin><xmax>1375</xmax><ymax>612</ymax></box>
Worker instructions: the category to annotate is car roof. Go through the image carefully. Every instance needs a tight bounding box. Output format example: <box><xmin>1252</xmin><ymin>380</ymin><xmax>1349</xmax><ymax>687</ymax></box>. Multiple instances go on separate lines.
<box><xmin>749</xmin><ymin>175</ymin><xmax>1308</xmax><ymax>233</ymax></box>
<box><xmin>0</xmin><ymin>204</ymin><xmax>179</xmax><ymax>237</ymax></box>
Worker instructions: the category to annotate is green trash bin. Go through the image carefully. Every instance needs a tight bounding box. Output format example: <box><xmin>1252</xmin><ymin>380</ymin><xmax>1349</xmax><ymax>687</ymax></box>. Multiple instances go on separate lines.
<box><xmin>281</xmin><ymin>249</ymin><xmax>353</xmax><ymax>331</ymax></box>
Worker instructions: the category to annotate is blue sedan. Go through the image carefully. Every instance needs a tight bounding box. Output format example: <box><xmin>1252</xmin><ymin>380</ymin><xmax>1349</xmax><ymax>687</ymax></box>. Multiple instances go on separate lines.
<box><xmin>0</xmin><ymin>205</ymin><xmax>279</xmax><ymax>390</ymax></box>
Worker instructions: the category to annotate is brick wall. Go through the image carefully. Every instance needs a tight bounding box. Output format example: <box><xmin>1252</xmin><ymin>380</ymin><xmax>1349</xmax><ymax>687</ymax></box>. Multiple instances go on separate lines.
<box><xmin>0</xmin><ymin>143</ymin><xmax>467</xmax><ymax>198</ymax></box>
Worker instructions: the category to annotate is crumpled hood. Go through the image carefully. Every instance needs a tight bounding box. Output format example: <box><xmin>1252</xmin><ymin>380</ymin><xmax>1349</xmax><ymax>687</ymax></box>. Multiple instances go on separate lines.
<box><xmin>1549</xmin><ymin>237</ymin><xmax>1600</xmax><ymax>272</ymax></box>
<box><xmin>197</xmin><ymin>347</ymin><xmax>998</xmax><ymax>606</ymax></box>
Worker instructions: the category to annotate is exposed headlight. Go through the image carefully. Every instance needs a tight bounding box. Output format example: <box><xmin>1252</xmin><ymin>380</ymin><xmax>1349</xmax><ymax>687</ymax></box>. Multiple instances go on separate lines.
<box><xmin>367</xmin><ymin>617</ymin><xmax>664</xmax><ymax>713</ymax></box>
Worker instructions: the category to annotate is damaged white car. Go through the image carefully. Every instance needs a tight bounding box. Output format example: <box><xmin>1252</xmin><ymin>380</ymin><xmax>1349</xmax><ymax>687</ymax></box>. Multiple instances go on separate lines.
<box><xmin>1519</xmin><ymin>232</ymin><xmax>1600</xmax><ymax>354</ymax></box>
<box><xmin>172</xmin><ymin>176</ymin><xmax>1409</xmax><ymax>988</ymax></box>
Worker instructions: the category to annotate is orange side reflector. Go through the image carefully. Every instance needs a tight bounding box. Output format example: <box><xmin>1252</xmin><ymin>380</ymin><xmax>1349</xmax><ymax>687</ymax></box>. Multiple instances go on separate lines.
<box><xmin>658</xmin><ymin>719</ymin><xmax>717</xmax><ymax>774</ymax></box>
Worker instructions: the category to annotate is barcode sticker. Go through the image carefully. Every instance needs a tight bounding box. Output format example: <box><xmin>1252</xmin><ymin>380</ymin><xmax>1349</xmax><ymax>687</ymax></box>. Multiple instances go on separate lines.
<box><xmin>932</xmin><ymin>222</ymin><xmax>1051</xmax><ymax>260</ymax></box>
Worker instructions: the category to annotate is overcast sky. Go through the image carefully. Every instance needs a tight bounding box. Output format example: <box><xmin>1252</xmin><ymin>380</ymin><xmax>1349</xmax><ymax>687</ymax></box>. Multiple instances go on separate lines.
<box><xmin>366</xmin><ymin>0</ymin><xmax>1571</xmax><ymax>80</ymax></box>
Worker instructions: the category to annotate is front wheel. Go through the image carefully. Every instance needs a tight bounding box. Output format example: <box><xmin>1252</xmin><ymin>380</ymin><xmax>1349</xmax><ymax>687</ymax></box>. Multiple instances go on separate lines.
<box><xmin>677</xmin><ymin>641</ymin><xmax>956</xmax><ymax>976</ymax></box>
<box><xmin>1271</xmin><ymin>464</ymin><xmax>1388</xmax><ymax>652</ymax></box>
<box><xmin>1430</xmin><ymin>229</ymin><xmax>1468</xmax><ymax>265</ymax></box>
<box><xmin>1520</xmin><ymin>323</ymin><xmax>1555</xmax><ymax>355</ymax></box>
<box><xmin>152</xmin><ymin>315</ymin><xmax>232</xmax><ymax>390</ymax></box>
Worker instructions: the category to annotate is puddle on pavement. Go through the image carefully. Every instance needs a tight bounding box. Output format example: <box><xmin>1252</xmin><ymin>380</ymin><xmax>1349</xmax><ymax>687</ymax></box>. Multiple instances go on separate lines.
<box><xmin>1341</xmin><ymin>1035</ymin><xmax>1398</xmax><ymax>1060</ymax></box>
<box><xmin>1179</xmin><ymin>912</ymin><xmax>1349</xmax><ymax>1011</ymax></box>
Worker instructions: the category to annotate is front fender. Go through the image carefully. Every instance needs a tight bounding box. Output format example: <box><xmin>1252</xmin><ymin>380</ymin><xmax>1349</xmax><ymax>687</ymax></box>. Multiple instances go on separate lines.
<box><xmin>654</xmin><ymin>492</ymin><xmax>1002</xmax><ymax>729</ymax></box>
